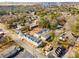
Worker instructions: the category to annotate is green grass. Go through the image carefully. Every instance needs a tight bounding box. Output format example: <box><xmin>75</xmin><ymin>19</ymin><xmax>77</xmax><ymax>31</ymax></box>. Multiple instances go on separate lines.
<box><xmin>75</xmin><ymin>53</ymin><xmax>79</xmax><ymax>58</ymax></box>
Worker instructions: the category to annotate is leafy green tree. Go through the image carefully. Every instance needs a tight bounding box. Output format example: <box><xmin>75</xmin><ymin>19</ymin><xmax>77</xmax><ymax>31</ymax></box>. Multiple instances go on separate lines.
<box><xmin>50</xmin><ymin>23</ymin><xmax>58</xmax><ymax>30</ymax></box>
<box><xmin>50</xmin><ymin>32</ymin><xmax>55</xmax><ymax>40</ymax></box>
<box><xmin>0</xmin><ymin>10</ymin><xmax>8</xmax><ymax>15</ymax></box>
<box><xmin>50</xmin><ymin>12</ymin><xmax>61</xmax><ymax>19</ymax></box>
<box><xmin>75</xmin><ymin>52</ymin><xmax>79</xmax><ymax>58</ymax></box>
<box><xmin>39</xmin><ymin>18</ymin><xmax>50</xmax><ymax>29</ymax></box>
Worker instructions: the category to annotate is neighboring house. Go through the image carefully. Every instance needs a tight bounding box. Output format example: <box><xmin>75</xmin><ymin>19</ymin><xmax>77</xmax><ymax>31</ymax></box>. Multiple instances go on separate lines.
<box><xmin>29</xmin><ymin>22</ymin><xmax>38</xmax><ymax>30</ymax></box>
<box><xmin>34</xmin><ymin>28</ymin><xmax>50</xmax><ymax>38</ymax></box>
<box><xmin>15</xmin><ymin>29</ymin><xmax>43</xmax><ymax>47</ymax></box>
<box><xmin>59</xmin><ymin>32</ymin><xmax>76</xmax><ymax>42</ymax></box>
<box><xmin>29</xmin><ymin>19</ymin><xmax>39</xmax><ymax>30</ymax></box>
<box><xmin>34</xmin><ymin>28</ymin><xmax>51</xmax><ymax>41</ymax></box>
<box><xmin>56</xmin><ymin>25</ymin><xmax>63</xmax><ymax>29</ymax></box>
<box><xmin>55</xmin><ymin>29</ymin><xmax>63</xmax><ymax>36</ymax></box>
<box><xmin>41</xmin><ymin>34</ymin><xmax>51</xmax><ymax>41</ymax></box>
<box><xmin>59</xmin><ymin>32</ymin><xmax>67</xmax><ymax>41</ymax></box>
<box><xmin>16</xmin><ymin>25</ymin><xmax>22</xmax><ymax>30</ymax></box>
<box><xmin>44</xmin><ymin>44</ymin><xmax>53</xmax><ymax>55</ymax></box>
<box><xmin>24</xmin><ymin>34</ymin><xmax>43</xmax><ymax>47</ymax></box>
<box><xmin>59</xmin><ymin>32</ymin><xmax>76</xmax><ymax>46</ymax></box>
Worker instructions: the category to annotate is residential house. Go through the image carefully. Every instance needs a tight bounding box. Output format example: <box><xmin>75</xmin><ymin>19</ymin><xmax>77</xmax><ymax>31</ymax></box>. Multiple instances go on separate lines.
<box><xmin>41</xmin><ymin>33</ymin><xmax>51</xmax><ymax>41</ymax></box>
<box><xmin>59</xmin><ymin>32</ymin><xmax>76</xmax><ymax>42</ymax></box>
<box><xmin>44</xmin><ymin>44</ymin><xmax>53</xmax><ymax>56</ymax></box>
<box><xmin>24</xmin><ymin>34</ymin><xmax>43</xmax><ymax>47</ymax></box>
<box><xmin>34</xmin><ymin>28</ymin><xmax>50</xmax><ymax>38</ymax></box>
<box><xmin>59</xmin><ymin>32</ymin><xmax>76</xmax><ymax>47</ymax></box>
<box><xmin>15</xmin><ymin>29</ymin><xmax>43</xmax><ymax>47</ymax></box>
<box><xmin>29</xmin><ymin>23</ymin><xmax>37</xmax><ymax>30</ymax></box>
<box><xmin>34</xmin><ymin>28</ymin><xmax>51</xmax><ymax>41</ymax></box>
<box><xmin>29</xmin><ymin>19</ymin><xmax>39</xmax><ymax>30</ymax></box>
<box><xmin>56</xmin><ymin>25</ymin><xmax>63</xmax><ymax>29</ymax></box>
<box><xmin>59</xmin><ymin>32</ymin><xmax>67</xmax><ymax>41</ymax></box>
<box><xmin>16</xmin><ymin>25</ymin><xmax>22</xmax><ymax>30</ymax></box>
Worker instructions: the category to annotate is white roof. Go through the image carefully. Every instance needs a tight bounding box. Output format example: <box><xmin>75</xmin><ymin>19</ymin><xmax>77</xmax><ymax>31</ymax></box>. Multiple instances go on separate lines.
<box><xmin>30</xmin><ymin>23</ymin><xmax>37</xmax><ymax>28</ymax></box>
<box><xmin>0</xmin><ymin>29</ymin><xmax>4</xmax><ymax>34</ymax></box>
<box><xmin>0</xmin><ymin>32</ymin><xmax>3</xmax><ymax>34</ymax></box>
<box><xmin>77</xmin><ymin>37</ymin><xmax>79</xmax><ymax>41</ymax></box>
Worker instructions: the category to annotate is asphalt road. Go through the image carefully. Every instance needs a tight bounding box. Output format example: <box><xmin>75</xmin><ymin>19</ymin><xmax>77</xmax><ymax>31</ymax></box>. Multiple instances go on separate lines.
<box><xmin>15</xmin><ymin>50</ymin><xmax>34</xmax><ymax>58</ymax></box>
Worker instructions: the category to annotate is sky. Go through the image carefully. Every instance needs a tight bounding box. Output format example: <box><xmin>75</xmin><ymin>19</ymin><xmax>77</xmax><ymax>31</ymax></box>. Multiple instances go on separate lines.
<box><xmin>0</xmin><ymin>0</ymin><xmax>78</xmax><ymax>2</ymax></box>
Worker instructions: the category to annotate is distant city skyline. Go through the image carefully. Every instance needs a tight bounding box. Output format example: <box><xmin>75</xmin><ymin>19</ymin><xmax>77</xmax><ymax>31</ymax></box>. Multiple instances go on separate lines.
<box><xmin>0</xmin><ymin>0</ymin><xmax>78</xmax><ymax>2</ymax></box>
